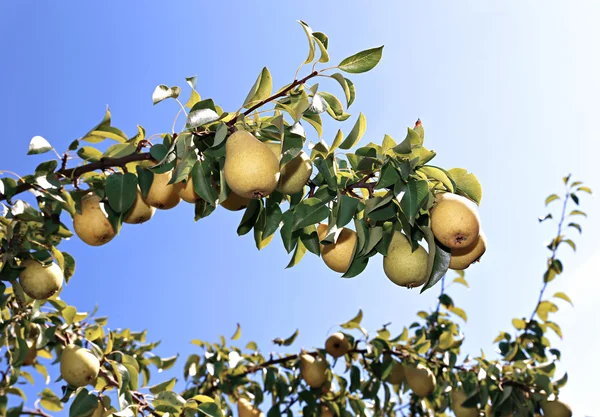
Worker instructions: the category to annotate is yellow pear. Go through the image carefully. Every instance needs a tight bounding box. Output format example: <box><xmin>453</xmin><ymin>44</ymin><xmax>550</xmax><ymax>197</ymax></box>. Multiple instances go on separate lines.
<box><xmin>386</xmin><ymin>361</ymin><xmax>405</xmax><ymax>385</ymax></box>
<box><xmin>383</xmin><ymin>232</ymin><xmax>429</xmax><ymax>288</ymax></box>
<box><xmin>145</xmin><ymin>170</ymin><xmax>181</xmax><ymax>209</ymax></box>
<box><xmin>541</xmin><ymin>400</ymin><xmax>572</xmax><ymax>417</ymax></box>
<box><xmin>300</xmin><ymin>353</ymin><xmax>328</xmax><ymax>388</ymax></box>
<box><xmin>325</xmin><ymin>332</ymin><xmax>350</xmax><ymax>358</ymax></box>
<box><xmin>224</xmin><ymin>131</ymin><xmax>280</xmax><ymax>199</ymax></box>
<box><xmin>430</xmin><ymin>193</ymin><xmax>481</xmax><ymax>249</ymax></box>
<box><xmin>317</xmin><ymin>224</ymin><xmax>357</xmax><ymax>274</ymax></box>
<box><xmin>220</xmin><ymin>191</ymin><xmax>251</xmax><ymax>211</ymax></box>
<box><xmin>321</xmin><ymin>405</ymin><xmax>334</xmax><ymax>417</ymax></box>
<box><xmin>266</xmin><ymin>141</ymin><xmax>313</xmax><ymax>195</ymax></box>
<box><xmin>450</xmin><ymin>231</ymin><xmax>487</xmax><ymax>270</ymax></box>
<box><xmin>73</xmin><ymin>193</ymin><xmax>116</xmax><ymax>246</ymax></box>
<box><xmin>60</xmin><ymin>345</ymin><xmax>100</xmax><ymax>387</ymax></box>
<box><xmin>451</xmin><ymin>389</ymin><xmax>479</xmax><ymax>417</ymax></box>
<box><xmin>23</xmin><ymin>340</ymin><xmax>37</xmax><ymax>366</ymax></box>
<box><xmin>237</xmin><ymin>398</ymin><xmax>264</xmax><ymax>417</ymax></box>
<box><xmin>123</xmin><ymin>189</ymin><xmax>155</xmax><ymax>224</ymax></box>
<box><xmin>18</xmin><ymin>259</ymin><xmax>63</xmax><ymax>300</ymax></box>
<box><xmin>404</xmin><ymin>363</ymin><xmax>436</xmax><ymax>397</ymax></box>
<box><xmin>174</xmin><ymin>175</ymin><xmax>200</xmax><ymax>203</ymax></box>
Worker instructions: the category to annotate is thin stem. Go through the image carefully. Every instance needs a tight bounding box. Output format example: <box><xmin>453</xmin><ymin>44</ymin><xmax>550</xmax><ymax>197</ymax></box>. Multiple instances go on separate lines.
<box><xmin>21</xmin><ymin>410</ymin><xmax>52</xmax><ymax>417</ymax></box>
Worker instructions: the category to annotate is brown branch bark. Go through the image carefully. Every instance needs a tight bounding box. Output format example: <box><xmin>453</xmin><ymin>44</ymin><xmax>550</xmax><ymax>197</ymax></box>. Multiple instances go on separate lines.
<box><xmin>21</xmin><ymin>409</ymin><xmax>52</xmax><ymax>417</ymax></box>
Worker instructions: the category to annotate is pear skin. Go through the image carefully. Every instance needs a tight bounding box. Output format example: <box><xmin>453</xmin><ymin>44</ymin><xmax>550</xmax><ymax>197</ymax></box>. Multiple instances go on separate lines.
<box><xmin>23</xmin><ymin>340</ymin><xmax>37</xmax><ymax>366</ymax></box>
<box><xmin>300</xmin><ymin>353</ymin><xmax>328</xmax><ymax>388</ymax></box>
<box><xmin>123</xmin><ymin>189</ymin><xmax>155</xmax><ymax>224</ymax></box>
<box><xmin>383</xmin><ymin>232</ymin><xmax>428</xmax><ymax>288</ymax></box>
<box><xmin>60</xmin><ymin>345</ymin><xmax>100</xmax><ymax>387</ymax></box>
<box><xmin>220</xmin><ymin>191</ymin><xmax>251</xmax><ymax>211</ymax></box>
<box><xmin>541</xmin><ymin>400</ymin><xmax>572</xmax><ymax>417</ymax></box>
<box><xmin>146</xmin><ymin>171</ymin><xmax>181</xmax><ymax>209</ymax></box>
<box><xmin>19</xmin><ymin>260</ymin><xmax>63</xmax><ymax>300</ymax></box>
<box><xmin>325</xmin><ymin>332</ymin><xmax>350</xmax><ymax>358</ymax></box>
<box><xmin>386</xmin><ymin>361</ymin><xmax>405</xmax><ymax>385</ymax></box>
<box><xmin>404</xmin><ymin>363</ymin><xmax>436</xmax><ymax>397</ymax></box>
<box><xmin>451</xmin><ymin>389</ymin><xmax>479</xmax><ymax>417</ymax></box>
<box><xmin>73</xmin><ymin>193</ymin><xmax>116</xmax><ymax>246</ymax></box>
<box><xmin>320</xmin><ymin>405</ymin><xmax>334</xmax><ymax>417</ymax></box>
<box><xmin>430</xmin><ymin>193</ymin><xmax>480</xmax><ymax>249</ymax></box>
<box><xmin>237</xmin><ymin>398</ymin><xmax>264</xmax><ymax>417</ymax></box>
<box><xmin>224</xmin><ymin>131</ymin><xmax>280</xmax><ymax>199</ymax></box>
<box><xmin>317</xmin><ymin>224</ymin><xmax>357</xmax><ymax>274</ymax></box>
<box><xmin>450</xmin><ymin>231</ymin><xmax>487</xmax><ymax>270</ymax></box>
<box><xmin>175</xmin><ymin>176</ymin><xmax>200</xmax><ymax>203</ymax></box>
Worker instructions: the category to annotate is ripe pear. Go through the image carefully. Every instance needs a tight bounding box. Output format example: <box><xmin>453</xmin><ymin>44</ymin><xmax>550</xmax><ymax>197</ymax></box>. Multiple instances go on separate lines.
<box><xmin>450</xmin><ymin>231</ymin><xmax>487</xmax><ymax>270</ymax></box>
<box><xmin>145</xmin><ymin>170</ymin><xmax>181</xmax><ymax>209</ymax></box>
<box><xmin>18</xmin><ymin>259</ymin><xmax>63</xmax><ymax>300</ymax></box>
<box><xmin>220</xmin><ymin>191</ymin><xmax>251</xmax><ymax>211</ymax></box>
<box><xmin>60</xmin><ymin>345</ymin><xmax>100</xmax><ymax>387</ymax></box>
<box><xmin>430</xmin><ymin>193</ymin><xmax>481</xmax><ymax>249</ymax></box>
<box><xmin>224</xmin><ymin>130</ymin><xmax>280</xmax><ymax>199</ymax></box>
<box><xmin>317</xmin><ymin>224</ymin><xmax>358</xmax><ymax>274</ymax></box>
<box><xmin>325</xmin><ymin>332</ymin><xmax>350</xmax><ymax>358</ymax></box>
<box><xmin>404</xmin><ymin>363</ymin><xmax>436</xmax><ymax>397</ymax></box>
<box><xmin>237</xmin><ymin>398</ymin><xmax>264</xmax><ymax>417</ymax></box>
<box><xmin>23</xmin><ymin>340</ymin><xmax>37</xmax><ymax>366</ymax></box>
<box><xmin>73</xmin><ymin>193</ymin><xmax>116</xmax><ymax>246</ymax></box>
<box><xmin>174</xmin><ymin>176</ymin><xmax>200</xmax><ymax>203</ymax></box>
<box><xmin>123</xmin><ymin>189</ymin><xmax>155</xmax><ymax>224</ymax></box>
<box><xmin>300</xmin><ymin>353</ymin><xmax>328</xmax><ymax>388</ymax></box>
<box><xmin>266</xmin><ymin>141</ymin><xmax>313</xmax><ymax>195</ymax></box>
<box><xmin>383</xmin><ymin>232</ymin><xmax>429</xmax><ymax>288</ymax></box>
<box><xmin>451</xmin><ymin>389</ymin><xmax>479</xmax><ymax>417</ymax></box>
<box><xmin>386</xmin><ymin>361</ymin><xmax>405</xmax><ymax>385</ymax></box>
<box><xmin>320</xmin><ymin>405</ymin><xmax>334</xmax><ymax>417</ymax></box>
<box><xmin>541</xmin><ymin>400</ymin><xmax>572</xmax><ymax>417</ymax></box>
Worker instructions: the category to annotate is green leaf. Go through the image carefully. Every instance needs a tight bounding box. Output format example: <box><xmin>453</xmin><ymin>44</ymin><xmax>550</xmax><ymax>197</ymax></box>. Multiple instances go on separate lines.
<box><xmin>448</xmin><ymin>306</ymin><xmax>467</xmax><ymax>322</ymax></box>
<box><xmin>512</xmin><ymin>318</ymin><xmax>526</xmax><ymax>330</ymax></box>
<box><xmin>231</xmin><ymin>323</ymin><xmax>241</xmax><ymax>341</ymax></box>
<box><xmin>421</xmin><ymin>228</ymin><xmax>451</xmax><ymax>293</ymax></box>
<box><xmin>187</xmin><ymin>108</ymin><xmax>219</xmax><ymax>129</ymax></box>
<box><xmin>568</xmin><ymin>222</ymin><xmax>582</xmax><ymax>234</ymax></box>
<box><xmin>263</xmin><ymin>199</ymin><xmax>283</xmax><ymax>239</ymax></box>
<box><xmin>577</xmin><ymin>186</ymin><xmax>592</xmax><ymax>194</ymax></box>
<box><xmin>149</xmin><ymin>378</ymin><xmax>177</xmax><ymax>395</ymax></box>
<box><xmin>553</xmin><ymin>292</ymin><xmax>573</xmax><ymax>306</ymax></box>
<box><xmin>570</xmin><ymin>210</ymin><xmax>587</xmax><ymax>217</ymax></box>
<box><xmin>329</xmin><ymin>129</ymin><xmax>344</xmax><ymax>154</ymax></box>
<box><xmin>237</xmin><ymin>199</ymin><xmax>262</xmax><ymax>236</ymax></box>
<box><xmin>286</xmin><ymin>239</ymin><xmax>307</xmax><ymax>268</ymax></box>
<box><xmin>273</xmin><ymin>329</ymin><xmax>299</xmax><ymax>346</ymax></box>
<box><xmin>69</xmin><ymin>389</ymin><xmax>98</xmax><ymax>417</ymax></box>
<box><xmin>27</xmin><ymin>136</ymin><xmax>53</xmax><ymax>155</ymax></box>
<box><xmin>338</xmin><ymin>46</ymin><xmax>384</xmax><ymax>74</ymax></box>
<box><xmin>152</xmin><ymin>85</ymin><xmax>181</xmax><ymax>104</ymax></box>
<box><xmin>536</xmin><ymin>301</ymin><xmax>559</xmax><ymax>321</ymax></box>
<box><xmin>342</xmin><ymin>255</ymin><xmax>369</xmax><ymax>278</ymax></box>
<box><xmin>292</xmin><ymin>197</ymin><xmax>329</xmax><ymax>231</ymax></box>
<box><xmin>419</xmin><ymin>166</ymin><xmax>454</xmax><ymax>192</ymax></box>
<box><xmin>314</xmin><ymin>36</ymin><xmax>329</xmax><ymax>63</ymax></box>
<box><xmin>453</xmin><ymin>276</ymin><xmax>469</xmax><ymax>288</ymax></box>
<box><xmin>103</xmin><ymin>143</ymin><xmax>136</xmax><ymax>159</ymax></box>
<box><xmin>336</xmin><ymin>195</ymin><xmax>360</xmax><ymax>228</ymax></box>
<box><xmin>105</xmin><ymin>173</ymin><xmax>138</xmax><ymax>213</ymax></box>
<box><xmin>339</xmin><ymin>113</ymin><xmax>367</xmax><ymax>150</ymax></box>
<box><xmin>545</xmin><ymin>194</ymin><xmax>560</xmax><ymax>205</ymax></box>
<box><xmin>198</xmin><ymin>402</ymin><xmax>224</xmax><ymax>417</ymax></box>
<box><xmin>191</xmin><ymin>161</ymin><xmax>218</xmax><ymax>205</ymax></box>
<box><xmin>341</xmin><ymin>309</ymin><xmax>363</xmax><ymax>328</ymax></box>
<box><xmin>77</xmin><ymin>146</ymin><xmax>103</xmax><ymax>162</ymax></box>
<box><xmin>243</xmin><ymin>67</ymin><xmax>273</xmax><ymax>108</ymax></box>
<box><xmin>447</xmin><ymin>168</ymin><xmax>483</xmax><ymax>204</ymax></box>
<box><xmin>546</xmin><ymin>321</ymin><xmax>563</xmax><ymax>339</ymax></box>
<box><xmin>319</xmin><ymin>92</ymin><xmax>344</xmax><ymax>117</ymax></box>
<box><xmin>297</xmin><ymin>20</ymin><xmax>315</xmax><ymax>64</ymax></box>
<box><xmin>329</xmin><ymin>73</ymin><xmax>351</xmax><ymax>106</ymax></box>
<box><xmin>400</xmin><ymin>180</ymin><xmax>429</xmax><ymax>225</ymax></box>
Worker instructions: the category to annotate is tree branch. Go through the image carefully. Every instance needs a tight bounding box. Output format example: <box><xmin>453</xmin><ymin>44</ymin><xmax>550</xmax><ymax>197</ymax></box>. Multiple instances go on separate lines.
<box><xmin>21</xmin><ymin>409</ymin><xmax>52</xmax><ymax>417</ymax></box>
<box><xmin>343</xmin><ymin>173</ymin><xmax>377</xmax><ymax>198</ymax></box>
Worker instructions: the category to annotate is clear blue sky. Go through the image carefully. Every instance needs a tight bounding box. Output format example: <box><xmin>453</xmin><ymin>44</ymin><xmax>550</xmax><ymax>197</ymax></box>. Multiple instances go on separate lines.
<box><xmin>1</xmin><ymin>1</ymin><xmax>598</xmax><ymax>415</ymax></box>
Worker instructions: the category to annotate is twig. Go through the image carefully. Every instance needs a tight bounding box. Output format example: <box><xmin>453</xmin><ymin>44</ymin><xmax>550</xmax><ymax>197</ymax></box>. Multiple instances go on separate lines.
<box><xmin>21</xmin><ymin>409</ymin><xmax>52</xmax><ymax>417</ymax></box>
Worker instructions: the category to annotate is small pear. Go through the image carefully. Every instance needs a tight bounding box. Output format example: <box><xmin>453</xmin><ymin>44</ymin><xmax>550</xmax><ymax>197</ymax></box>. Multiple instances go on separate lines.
<box><xmin>430</xmin><ymin>193</ymin><xmax>481</xmax><ymax>249</ymax></box>
<box><xmin>300</xmin><ymin>353</ymin><xmax>328</xmax><ymax>388</ymax></box>
<box><xmin>321</xmin><ymin>405</ymin><xmax>334</xmax><ymax>417</ymax></box>
<box><xmin>383</xmin><ymin>232</ymin><xmax>429</xmax><ymax>288</ymax></box>
<box><xmin>60</xmin><ymin>345</ymin><xmax>100</xmax><ymax>387</ymax></box>
<box><xmin>220</xmin><ymin>191</ymin><xmax>251</xmax><ymax>211</ymax></box>
<box><xmin>145</xmin><ymin>171</ymin><xmax>181</xmax><ymax>209</ymax></box>
<box><xmin>266</xmin><ymin>141</ymin><xmax>313</xmax><ymax>195</ymax></box>
<box><xmin>224</xmin><ymin>131</ymin><xmax>280</xmax><ymax>199</ymax></box>
<box><xmin>541</xmin><ymin>400</ymin><xmax>572</xmax><ymax>417</ymax></box>
<box><xmin>404</xmin><ymin>363</ymin><xmax>436</xmax><ymax>397</ymax></box>
<box><xmin>23</xmin><ymin>340</ymin><xmax>37</xmax><ymax>366</ymax></box>
<box><xmin>325</xmin><ymin>332</ymin><xmax>350</xmax><ymax>358</ymax></box>
<box><xmin>73</xmin><ymin>193</ymin><xmax>116</xmax><ymax>246</ymax></box>
<box><xmin>451</xmin><ymin>389</ymin><xmax>479</xmax><ymax>417</ymax></box>
<box><xmin>174</xmin><ymin>176</ymin><xmax>200</xmax><ymax>203</ymax></box>
<box><xmin>317</xmin><ymin>224</ymin><xmax>358</xmax><ymax>274</ymax></box>
<box><xmin>18</xmin><ymin>259</ymin><xmax>63</xmax><ymax>300</ymax></box>
<box><xmin>450</xmin><ymin>231</ymin><xmax>487</xmax><ymax>270</ymax></box>
<box><xmin>386</xmin><ymin>361</ymin><xmax>405</xmax><ymax>385</ymax></box>
<box><xmin>123</xmin><ymin>189</ymin><xmax>155</xmax><ymax>224</ymax></box>
<box><xmin>237</xmin><ymin>398</ymin><xmax>264</xmax><ymax>417</ymax></box>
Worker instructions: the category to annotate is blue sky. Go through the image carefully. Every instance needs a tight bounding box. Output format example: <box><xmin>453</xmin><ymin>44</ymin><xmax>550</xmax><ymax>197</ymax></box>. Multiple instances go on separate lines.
<box><xmin>1</xmin><ymin>1</ymin><xmax>598</xmax><ymax>415</ymax></box>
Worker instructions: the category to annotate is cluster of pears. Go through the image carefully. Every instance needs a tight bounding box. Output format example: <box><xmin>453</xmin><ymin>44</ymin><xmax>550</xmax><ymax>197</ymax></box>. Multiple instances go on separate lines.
<box><xmin>316</xmin><ymin>192</ymin><xmax>486</xmax><ymax>288</ymax></box>
<box><xmin>385</xmin><ymin>358</ymin><xmax>437</xmax><ymax>397</ymax></box>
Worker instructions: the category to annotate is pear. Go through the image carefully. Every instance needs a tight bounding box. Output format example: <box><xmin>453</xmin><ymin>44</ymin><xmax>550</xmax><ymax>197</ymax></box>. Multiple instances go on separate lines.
<box><xmin>325</xmin><ymin>332</ymin><xmax>350</xmax><ymax>358</ymax></box>
<box><xmin>18</xmin><ymin>259</ymin><xmax>63</xmax><ymax>300</ymax></box>
<box><xmin>404</xmin><ymin>363</ymin><xmax>436</xmax><ymax>397</ymax></box>
<box><xmin>385</xmin><ymin>361</ymin><xmax>405</xmax><ymax>385</ymax></box>
<box><xmin>237</xmin><ymin>398</ymin><xmax>264</xmax><ymax>417</ymax></box>
<box><xmin>90</xmin><ymin>403</ymin><xmax>106</xmax><ymax>417</ymax></box>
<box><xmin>123</xmin><ymin>189</ymin><xmax>155</xmax><ymax>224</ymax></box>
<box><xmin>22</xmin><ymin>340</ymin><xmax>37</xmax><ymax>366</ymax></box>
<box><xmin>317</xmin><ymin>224</ymin><xmax>358</xmax><ymax>274</ymax></box>
<box><xmin>450</xmin><ymin>231</ymin><xmax>487</xmax><ymax>270</ymax></box>
<box><xmin>60</xmin><ymin>345</ymin><xmax>100</xmax><ymax>387</ymax></box>
<box><xmin>224</xmin><ymin>130</ymin><xmax>280</xmax><ymax>199</ymax></box>
<box><xmin>174</xmin><ymin>176</ymin><xmax>200</xmax><ymax>203</ymax></box>
<box><xmin>451</xmin><ymin>389</ymin><xmax>479</xmax><ymax>417</ymax></box>
<box><xmin>266</xmin><ymin>141</ymin><xmax>313</xmax><ymax>195</ymax></box>
<box><xmin>541</xmin><ymin>400</ymin><xmax>572</xmax><ymax>417</ymax></box>
<box><xmin>430</xmin><ymin>193</ymin><xmax>481</xmax><ymax>249</ymax></box>
<box><xmin>145</xmin><ymin>171</ymin><xmax>181</xmax><ymax>209</ymax></box>
<box><xmin>300</xmin><ymin>353</ymin><xmax>328</xmax><ymax>388</ymax></box>
<box><xmin>383</xmin><ymin>232</ymin><xmax>429</xmax><ymax>288</ymax></box>
<box><xmin>73</xmin><ymin>193</ymin><xmax>116</xmax><ymax>246</ymax></box>
<box><xmin>220</xmin><ymin>191</ymin><xmax>251</xmax><ymax>211</ymax></box>
<box><xmin>320</xmin><ymin>405</ymin><xmax>334</xmax><ymax>417</ymax></box>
